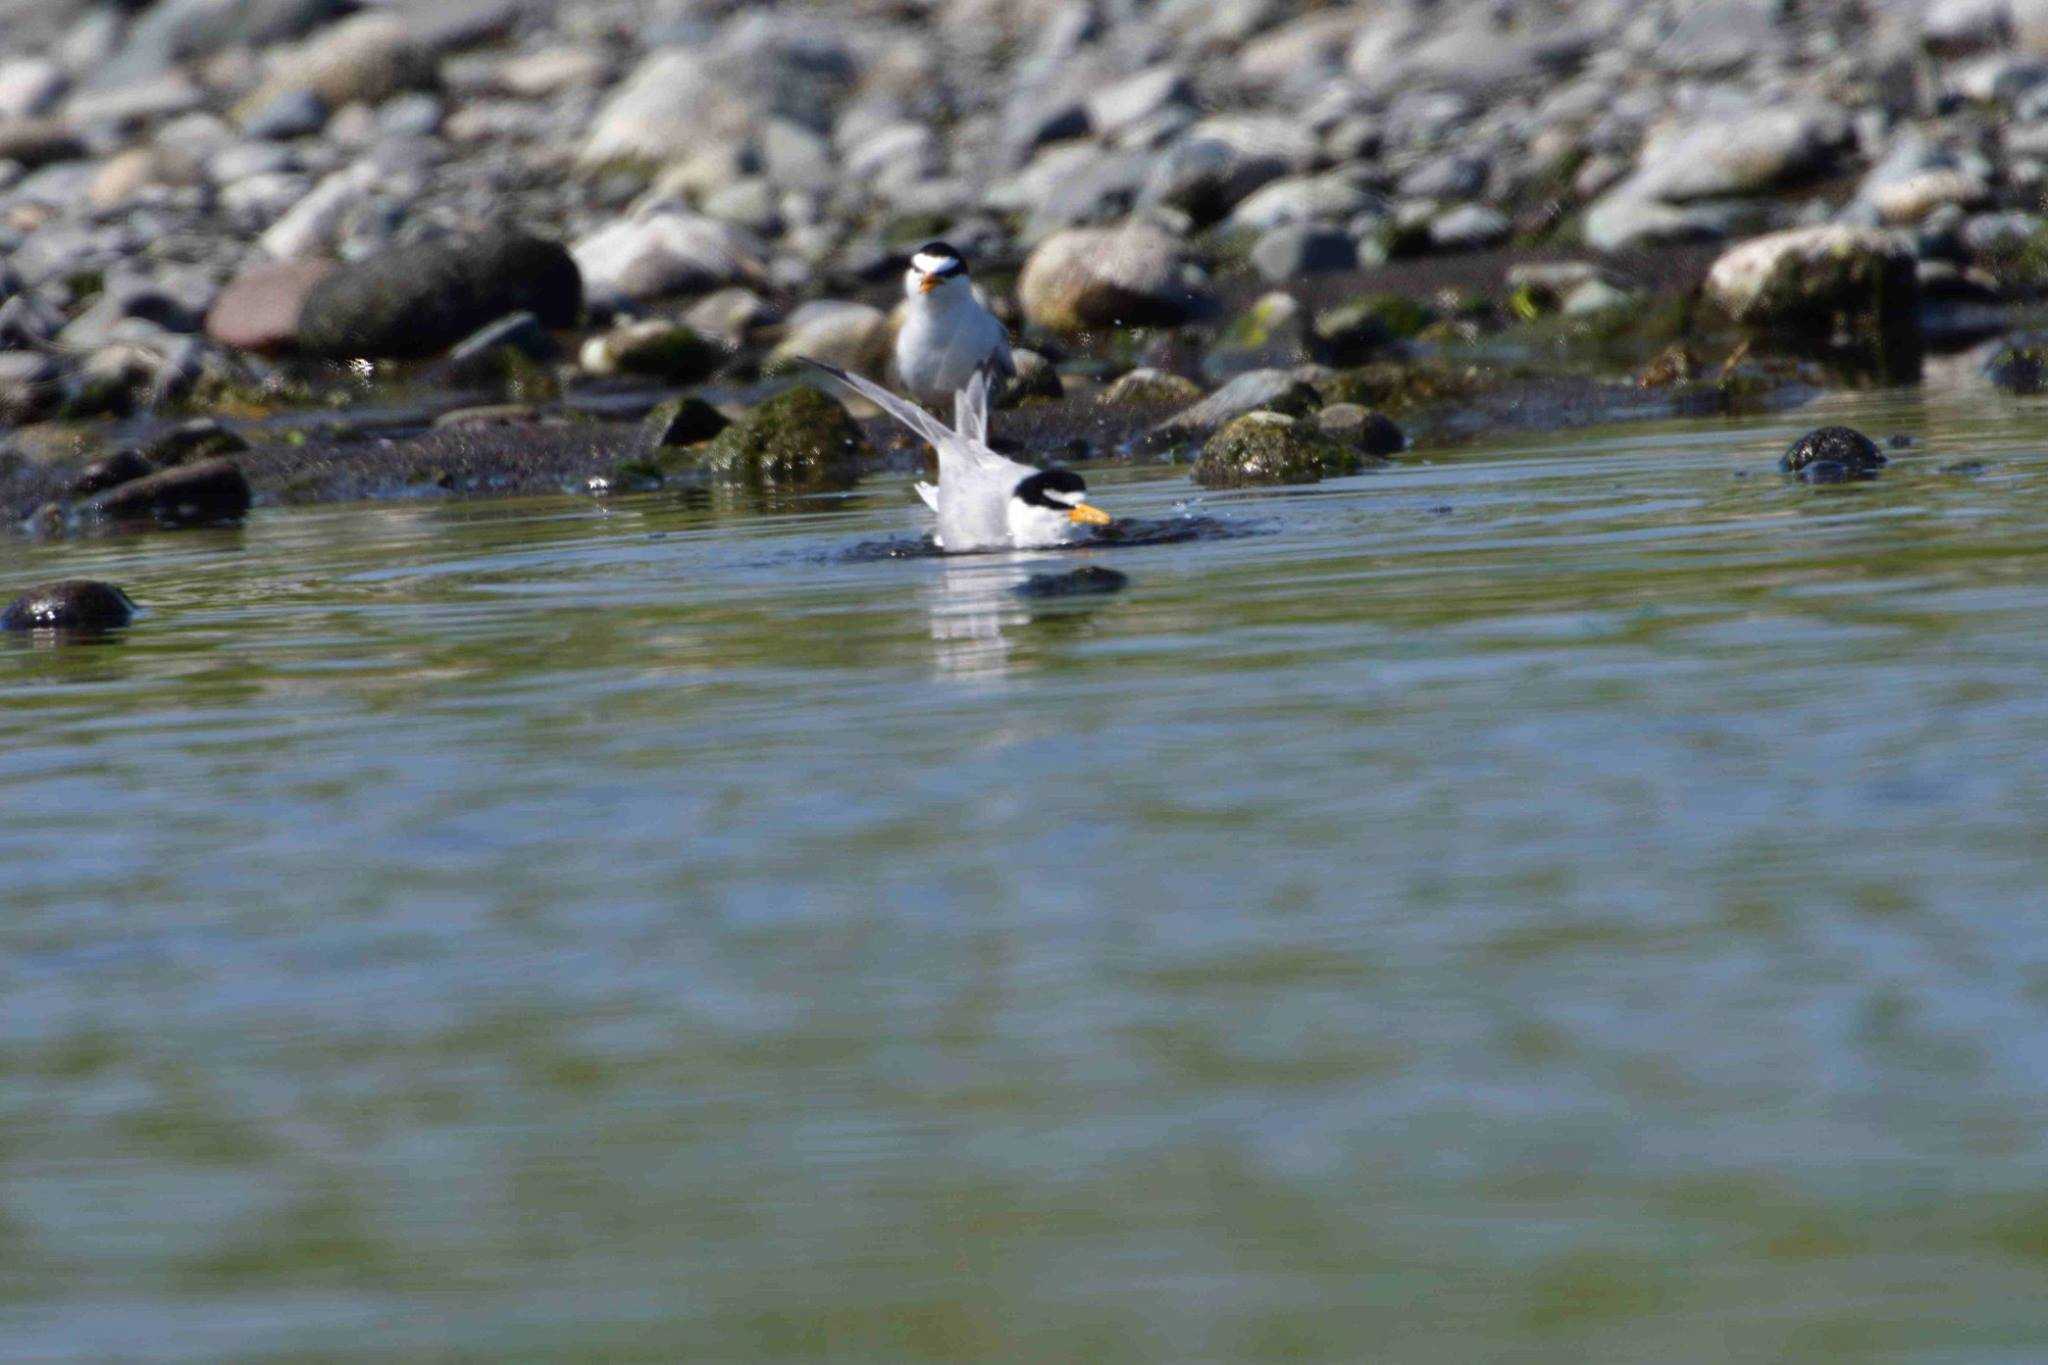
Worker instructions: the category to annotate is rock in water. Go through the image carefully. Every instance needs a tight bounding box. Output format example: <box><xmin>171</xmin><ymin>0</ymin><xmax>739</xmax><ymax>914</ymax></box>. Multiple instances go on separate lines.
<box><xmin>2</xmin><ymin>580</ymin><xmax>135</xmax><ymax>631</ymax></box>
<box><xmin>1015</xmin><ymin>567</ymin><xmax>1130</xmax><ymax>598</ymax></box>
<box><xmin>1192</xmin><ymin>411</ymin><xmax>1371</xmax><ymax>488</ymax></box>
<box><xmin>84</xmin><ymin>458</ymin><xmax>252</xmax><ymax>526</ymax></box>
<box><xmin>1018</xmin><ymin>223</ymin><xmax>1206</xmax><ymax>333</ymax></box>
<box><xmin>1781</xmin><ymin>426</ymin><xmax>1886</xmax><ymax>481</ymax></box>
<box><xmin>694</xmin><ymin>386</ymin><xmax>868</xmax><ymax>491</ymax></box>
<box><xmin>296</xmin><ymin>233</ymin><xmax>582</xmax><ymax>360</ymax></box>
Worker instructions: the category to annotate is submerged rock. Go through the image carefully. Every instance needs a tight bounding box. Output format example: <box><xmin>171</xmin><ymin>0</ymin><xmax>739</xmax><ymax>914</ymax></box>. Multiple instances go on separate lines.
<box><xmin>1015</xmin><ymin>566</ymin><xmax>1130</xmax><ymax>598</ymax></box>
<box><xmin>693</xmin><ymin>385</ymin><xmax>868</xmax><ymax>490</ymax></box>
<box><xmin>83</xmin><ymin>458</ymin><xmax>252</xmax><ymax>525</ymax></box>
<box><xmin>2</xmin><ymin>580</ymin><xmax>136</xmax><ymax>632</ymax></box>
<box><xmin>1781</xmin><ymin>425</ymin><xmax>1886</xmax><ymax>481</ymax></box>
<box><xmin>1192</xmin><ymin>411</ymin><xmax>1371</xmax><ymax>488</ymax></box>
<box><xmin>296</xmin><ymin>233</ymin><xmax>582</xmax><ymax>360</ymax></box>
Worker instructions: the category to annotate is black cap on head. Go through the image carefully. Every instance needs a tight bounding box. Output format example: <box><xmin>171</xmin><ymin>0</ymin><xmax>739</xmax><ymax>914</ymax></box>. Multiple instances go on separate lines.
<box><xmin>911</xmin><ymin>241</ymin><xmax>967</xmax><ymax>276</ymax></box>
<box><xmin>1013</xmin><ymin>469</ymin><xmax>1088</xmax><ymax>509</ymax></box>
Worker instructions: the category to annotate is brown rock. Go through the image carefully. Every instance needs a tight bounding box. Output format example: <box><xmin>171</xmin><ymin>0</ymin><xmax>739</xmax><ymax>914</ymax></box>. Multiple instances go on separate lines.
<box><xmin>0</xmin><ymin>118</ymin><xmax>84</xmax><ymax>169</ymax></box>
<box><xmin>205</xmin><ymin>259</ymin><xmax>337</xmax><ymax>354</ymax></box>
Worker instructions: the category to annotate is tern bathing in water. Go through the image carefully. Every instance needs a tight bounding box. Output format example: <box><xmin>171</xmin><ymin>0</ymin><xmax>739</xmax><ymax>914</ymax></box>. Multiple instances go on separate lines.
<box><xmin>894</xmin><ymin>242</ymin><xmax>1014</xmax><ymax>407</ymax></box>
<box><xmin>801</xmin><ymin>358</ymin><xmax>1112</xmax><ymax>553</ymax></box>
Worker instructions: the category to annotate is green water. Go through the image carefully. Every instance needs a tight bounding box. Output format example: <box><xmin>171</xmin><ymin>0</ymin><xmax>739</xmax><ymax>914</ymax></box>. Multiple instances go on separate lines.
<box><xmin>4</xmin><ymin>392</ymin><xmax>2048</xmax><ymax>1361</ymax></box>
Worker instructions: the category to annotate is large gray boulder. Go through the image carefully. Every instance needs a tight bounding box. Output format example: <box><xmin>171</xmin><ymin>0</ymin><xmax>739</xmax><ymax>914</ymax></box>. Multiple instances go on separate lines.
<box><xmin>1017</xmin><ymin>222</ymin><xmax>1206</xmax><ymax>333</ymax></box>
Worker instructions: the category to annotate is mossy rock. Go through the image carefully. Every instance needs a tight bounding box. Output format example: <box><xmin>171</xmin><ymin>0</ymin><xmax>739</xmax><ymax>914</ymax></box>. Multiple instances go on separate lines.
<box><xmin>1192</xmin><ymin>412</ymin><xmax>1371</xmax><ymax>489</ymax></box>
<box><xmin>691</xmin><ymin>385</ymin><xmax>869</xmax><ymax>491</ymax></box>
<box><xmin>641</xmin><ymin>396</ymin><xmax>730</xmax><ymax>448</ymax></box>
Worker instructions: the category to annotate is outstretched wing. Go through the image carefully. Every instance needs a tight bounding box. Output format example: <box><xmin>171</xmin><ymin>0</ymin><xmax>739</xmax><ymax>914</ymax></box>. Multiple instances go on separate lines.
<box><xmin>914</xmin><ymin>481</ymin><xmax>939</xmax><ymax>512</ymax></box>
<box><xmin>951</xmin><ymin>356</ymin><xmax>1000</xmax><ymax>448</ymax></box>
<box><xmin>796</xmin><ymin>356</ymin><xmax>957</xmax><ymax>455</ymax></box>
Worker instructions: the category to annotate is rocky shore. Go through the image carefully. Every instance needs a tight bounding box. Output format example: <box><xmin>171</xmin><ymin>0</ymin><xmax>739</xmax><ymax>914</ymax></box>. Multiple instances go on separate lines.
<box><xmin>5</xmin><ymin>0</ymin><xmax>2048</xmax><ymax>527</ymax></box>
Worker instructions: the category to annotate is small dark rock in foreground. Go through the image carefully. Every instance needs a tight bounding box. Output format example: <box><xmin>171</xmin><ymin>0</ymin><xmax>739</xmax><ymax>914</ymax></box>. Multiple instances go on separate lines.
<box><xmin>84</xmin><ymin>458</ymin><xmax>253</xmax><ymax>526</ymax></box>
<box><xmin>2</xmin><ymin>581</ymin><xmax>136</xmax><ymax>632</ymax></box>
<box><xmin>1015</xmin><ymin>566</ymin><xmax>1130</xmax><ymax>598</ymax></box>
<box><xmin>1781</xmin><ymin>426</ymin><xmax>1886</xmax><ymax>482</ymax></box>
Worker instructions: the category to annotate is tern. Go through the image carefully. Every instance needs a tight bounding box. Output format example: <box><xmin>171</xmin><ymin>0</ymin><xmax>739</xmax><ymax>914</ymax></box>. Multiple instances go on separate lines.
<box><xmin>894</xmin><ymin>241</ymin><xmax>1014</xmax><ymax>407</ymax></box>
<box><xmin>801</xmin><ymin>358</ymin><xmax>1111</xmax><ymax>553</ymax></box>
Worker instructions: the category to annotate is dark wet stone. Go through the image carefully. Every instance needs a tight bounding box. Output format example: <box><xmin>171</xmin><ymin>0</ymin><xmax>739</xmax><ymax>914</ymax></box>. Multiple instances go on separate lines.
<box><xmin>693</xmin><ymin>385</ymin><xmax>868</xmax><ymax>490</ymax></box>
<box><xmin>84</xmin><ymin>458</ymin><xmax>252</xmax><ymax>525</ymax></box>
<box><xmin>1014</xmin><ymin>566</ymin><xmax>1130</xmax><ymax>598</ymax></box>
<box><xmin>2</xmin><ymin>580</ymin><xmax>135</xmax><ymax>631</ymax></box>
<box><xmin>66</xmin><ymin>449</ymin><xmax>155</xmax><ymax>498</ymax></box>
<box><xmin>641</xmin><ymin>395</ymin><xmax>729</xmax><ymax>448</ymax></box>
<box><xmin>141</xmin><ymin>417</ymin><xmax>249</xmax><ymax>467</ymax></box>
<box><xmin>296</xmin><ymin>232</ymin><xmax>582</xmax><ymax>360</ymax></box>
<box><xmin>1781</xmin><ymin>425</ymin><xmax>1885</xmax><ymax>475</ymax></box>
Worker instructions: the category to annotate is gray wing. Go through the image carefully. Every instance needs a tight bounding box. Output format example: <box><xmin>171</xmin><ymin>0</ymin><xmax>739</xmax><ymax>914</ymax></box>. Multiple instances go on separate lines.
<box><xmin>952</xmin><ymin>359</ymin><xmax>998</xmax><ymax>447</ymax></box>
<box><xmin>796</xmin><ymin>356</ymin><xmax>958</xmax><ymax>456</ymax></box>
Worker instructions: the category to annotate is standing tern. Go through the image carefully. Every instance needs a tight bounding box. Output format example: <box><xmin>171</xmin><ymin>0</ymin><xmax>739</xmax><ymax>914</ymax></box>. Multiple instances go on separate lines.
<box><xmin>800</xmin><ymin>358</ymin><xmax>1111</xmax><ymax>553</ymax></box>
<box><xmin>894</xmin><ymin>242</ymin><xmax>1014</xmax><ymax>408</ymax></box>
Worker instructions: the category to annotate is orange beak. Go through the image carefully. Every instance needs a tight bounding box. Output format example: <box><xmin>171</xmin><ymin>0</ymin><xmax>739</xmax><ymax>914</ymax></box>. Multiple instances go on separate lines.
<box><xmin>1068</xmin><ymin>503</ymin><xmax>1112</xmax><ymax>527</ymax></box>
<box><xmin>917</xmin><ymin>274</ymin><xmax>941</xmax><ymax>294</ymax></box>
